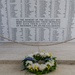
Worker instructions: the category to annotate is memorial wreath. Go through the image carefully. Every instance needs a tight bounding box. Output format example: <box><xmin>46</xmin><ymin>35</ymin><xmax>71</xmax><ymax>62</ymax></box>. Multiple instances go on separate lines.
<box><xmin>23</xmin><ymin>52</ymin><xmax>56</xmax><ymax>75</ymax></box>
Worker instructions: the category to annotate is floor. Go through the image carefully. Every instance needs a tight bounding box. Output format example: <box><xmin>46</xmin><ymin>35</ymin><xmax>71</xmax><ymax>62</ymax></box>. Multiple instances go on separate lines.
<box><xmin>0</xmin><ymin>64</ymin><xmax>75</xmax><ymax>75</ymax></box>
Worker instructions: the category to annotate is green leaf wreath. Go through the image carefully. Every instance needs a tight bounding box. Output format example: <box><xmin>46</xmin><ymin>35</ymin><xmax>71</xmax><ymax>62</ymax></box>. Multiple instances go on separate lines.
<box><xmin>22</xmin><ymin>52</ymin><xmax>56</xmax><ymax>75</ymax></box>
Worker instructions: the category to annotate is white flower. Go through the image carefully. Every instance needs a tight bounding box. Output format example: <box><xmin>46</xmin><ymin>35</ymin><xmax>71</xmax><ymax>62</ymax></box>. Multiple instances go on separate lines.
<box><xmin>39</xmin><ymin>64</ymin><xmax>47</xmax><ymax>71</ymax></box>
<box><xmin>27</xmin><ymin>65</ymin><xmax>32</xmax><ymax>69</ymax></box>
<box><xmin>26</xmin><ymin>61</ymin><xmax>33</xmax><ymax>65</ymax></box>
<box><xmin>45</xmin><ymin>53</ymin><xmax>50</xmax><ymax>56</ymax></box>
<box><xmin>46</xmin><ymin>60</ymin><xmax>54</xmax><ymax>67</ymax></box>
<box><xmin>32</xmin><ymin>63</ymin><xmax>39</xmax><ymax>69</ymax></box>
<box><xmin>40</xmin><ymin>52</ymin><xmax>44</xmax><ymax>56</ymax></box>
